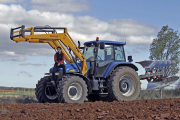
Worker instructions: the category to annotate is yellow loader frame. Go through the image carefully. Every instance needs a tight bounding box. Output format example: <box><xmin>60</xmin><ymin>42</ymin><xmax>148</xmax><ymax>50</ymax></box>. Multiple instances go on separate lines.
<box><xmin>10</xmin><ymin>25</ymin><xmax>88</xmax><ymax>75</ymax></box>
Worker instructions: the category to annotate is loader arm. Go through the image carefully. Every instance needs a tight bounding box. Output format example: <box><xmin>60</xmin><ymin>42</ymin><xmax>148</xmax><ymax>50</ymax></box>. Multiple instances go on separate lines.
<box><xmin>10</xmin><ymin>25</ymin><xmax>88</xmax><ymax>75</ymax></box>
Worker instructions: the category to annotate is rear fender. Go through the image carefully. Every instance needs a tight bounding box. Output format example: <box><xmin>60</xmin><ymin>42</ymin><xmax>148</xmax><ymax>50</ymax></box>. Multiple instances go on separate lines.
<box><xmin>103</xmin><ymin>62</ymin><xmax>138</xmax><ymax>79</ymax></box>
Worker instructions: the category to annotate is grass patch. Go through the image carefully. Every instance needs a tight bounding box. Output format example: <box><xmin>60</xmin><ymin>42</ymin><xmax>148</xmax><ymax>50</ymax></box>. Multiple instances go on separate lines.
<box><xmin>0</xmin><ymin>95</ymin><xmax>38</xmax><ymax>104</ymax></box>
<box><xmin>137</xmin><ymin>89</ymin><xmax>180</xmax><ymax>100</ymax></box>
<box><xmin>0</xmin><ymin>91</ymin><xmax>35</xmax><ymax>97</ymax></box>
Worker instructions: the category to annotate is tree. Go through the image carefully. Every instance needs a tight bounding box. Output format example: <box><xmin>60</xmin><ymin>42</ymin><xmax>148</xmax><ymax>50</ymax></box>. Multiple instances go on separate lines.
<box><xmin>149</xmin><ymin>25</ymin><xmax>180</xmax><ymax>76</ymax></box>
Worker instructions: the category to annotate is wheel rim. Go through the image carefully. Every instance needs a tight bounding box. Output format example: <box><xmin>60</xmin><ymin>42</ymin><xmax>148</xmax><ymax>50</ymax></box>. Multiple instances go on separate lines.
<box><xmin>119</xmin><ymin>75</ymin><xmax>135</xmax><ymax>96</ymax></box>
<box><xmin>68</xmin><ymin>82</ymin><xmax>83</xmax><ymax>101</ymax></box>
<box><xmin>45</xmin><ymin>86</ymin><xmax>57</xmax><ymax>100</ymax></box>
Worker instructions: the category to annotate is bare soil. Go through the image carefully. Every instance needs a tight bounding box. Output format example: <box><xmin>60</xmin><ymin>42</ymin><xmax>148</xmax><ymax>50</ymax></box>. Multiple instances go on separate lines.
<box><xmin>0</xmin><ymin>98</ymin><xmax>180</xmax><ymax>120</ymax></box>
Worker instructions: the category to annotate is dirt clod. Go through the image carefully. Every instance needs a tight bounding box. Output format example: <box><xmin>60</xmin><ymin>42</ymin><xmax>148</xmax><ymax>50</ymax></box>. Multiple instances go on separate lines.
<box><xmin>40</xmin><ymin>109</ymin><xmax>46</xmax><ymax>112</ymax></box>
<box><xmin>0</xmin><ymin>98</ymin><xmax>180</xmax><ymax>119</ymax></box>
<box><xmin>160</xmin><ymin>113</ymin><xmax>170</xmax><ymax>118</ymax></box>
<box><xmin>0</xmin><ymin>109</ymin><xmax>9</xmax><ymax>115</ymax></box>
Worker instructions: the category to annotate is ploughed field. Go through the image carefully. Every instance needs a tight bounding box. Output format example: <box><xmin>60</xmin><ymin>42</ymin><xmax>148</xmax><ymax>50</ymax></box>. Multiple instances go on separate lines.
<box><xmin>1</xmin><ymin>98</ymin><xmax>180</xmax><ymax>120</ymax></box>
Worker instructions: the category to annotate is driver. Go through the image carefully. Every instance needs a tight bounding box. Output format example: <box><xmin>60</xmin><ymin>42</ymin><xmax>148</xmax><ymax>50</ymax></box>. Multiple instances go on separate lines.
<box><xmin>52</xmin><ymin>47</ymin><xmax>66</xmax><ymax>80</ymax></box>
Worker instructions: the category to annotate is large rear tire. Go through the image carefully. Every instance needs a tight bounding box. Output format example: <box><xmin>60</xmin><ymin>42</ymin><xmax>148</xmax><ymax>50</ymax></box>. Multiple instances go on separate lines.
<box><xmin>57</xmin><ymin>75</ymin><xmax>88</xmax><ymax>103</ymax></box>
<box><xmin>35</xmin><ymin>76</ymin><xmax>58</xmax><ymax>103</ymax></box>
<box><xmin>107</xmin><ymin>67</ymin><xmax>140</xmax><ymax>101</ymax></box>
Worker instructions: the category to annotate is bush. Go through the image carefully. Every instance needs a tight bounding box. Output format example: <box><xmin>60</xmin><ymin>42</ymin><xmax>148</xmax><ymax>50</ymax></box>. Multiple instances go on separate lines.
<box><xmin>138</xmin><ymin>88</ymin><xmax>180</xmax><ymax>100</ymax></box>
<box><xmin>0</xmin><ymin>95</ymin><xmax>38</xmax><ymax>104</ymax></box>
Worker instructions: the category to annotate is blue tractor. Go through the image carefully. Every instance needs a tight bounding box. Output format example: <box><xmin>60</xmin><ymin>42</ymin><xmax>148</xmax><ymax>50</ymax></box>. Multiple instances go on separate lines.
<box><xmin>10</xmin><ymin>26</ymin><xmax>178</xmax><ymax>103</ymax></box>
<box><xmin>51</xmin><ymin>40</ymin><xmax>140</xmax><ymax>103</ymax></box>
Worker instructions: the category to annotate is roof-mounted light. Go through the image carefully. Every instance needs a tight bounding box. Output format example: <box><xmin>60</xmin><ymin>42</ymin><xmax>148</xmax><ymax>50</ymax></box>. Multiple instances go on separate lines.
<box><xmin>96</xmin><ymin>37</ymin><xmax>99</xmax><ymax>41</ymax></box>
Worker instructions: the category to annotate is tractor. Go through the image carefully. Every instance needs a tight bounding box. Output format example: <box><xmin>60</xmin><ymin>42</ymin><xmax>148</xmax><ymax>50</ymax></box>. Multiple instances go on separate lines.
<box><xmin>10</xmin><ymin>25</ymin><xmax>179</xmax><ymax>103</ymax></box>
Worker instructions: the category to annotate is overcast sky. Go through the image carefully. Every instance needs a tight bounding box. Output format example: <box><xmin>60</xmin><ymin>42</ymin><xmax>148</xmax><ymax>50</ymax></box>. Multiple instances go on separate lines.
<box><xmin>0</xmin><ymin>0</ymin><xmax>179</xmax><ymax>88</ymax></box>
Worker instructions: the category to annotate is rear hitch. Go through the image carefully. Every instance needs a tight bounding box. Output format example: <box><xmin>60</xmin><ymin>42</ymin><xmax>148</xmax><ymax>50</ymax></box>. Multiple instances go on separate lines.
<box><xmin>137</xmin><ymin>60</ymin><xmax>179</xmax><ymax>90</ymax></box>
<box><xmin>146</xmin><ymin>76</ymin><xmax>179</xmax><ymax>90</ymax></box>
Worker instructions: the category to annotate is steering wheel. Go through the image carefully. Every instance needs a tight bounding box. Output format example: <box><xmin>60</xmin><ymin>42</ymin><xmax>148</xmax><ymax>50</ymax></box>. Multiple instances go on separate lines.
<box><xmin>87</xmin><ymin>56</ymin><xmax>94</xmax><ymax>61</ymax></box>
<box><xmin>97</xmin><ymin>55</ymin><xmax>103</xmax><ymax>61</ymax></box>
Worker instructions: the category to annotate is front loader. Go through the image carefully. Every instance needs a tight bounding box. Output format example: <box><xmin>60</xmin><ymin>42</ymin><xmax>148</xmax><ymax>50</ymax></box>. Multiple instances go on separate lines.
<box><xmin>10</xmin><ymin>25</ymin><xmax>179</xmax><ymax>103</ymax></box>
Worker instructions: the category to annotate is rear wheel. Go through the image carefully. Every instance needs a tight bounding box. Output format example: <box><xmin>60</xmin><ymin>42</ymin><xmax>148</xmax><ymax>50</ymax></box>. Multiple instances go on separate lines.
<box><xmin>107</xmin><ymin>67</ymin><xmax>140</xmax><ymax>101</ymax></box>
<box><xmin>35</xmin><ymin>76</ymin><xmax>58</xmax><ymax>103</ymax></box>
<box><xmin>57</xmin><ymin>75</ymin><xmax>88</xmax><ymax>103</ymax></box>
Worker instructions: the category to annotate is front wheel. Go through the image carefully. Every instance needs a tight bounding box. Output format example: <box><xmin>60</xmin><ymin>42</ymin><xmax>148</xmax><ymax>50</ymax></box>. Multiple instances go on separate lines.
<box><xmin>35</xmin><ymin>76</ymin><xmax>58</xmax><ymax>103</ymax></box>
<box><xmin>107</xmin><ymin>67</ymin><xmax>140</xmax><ymax>101</ymax></box>
<box><xmin>57</xmin><ymin>75</ymin><xmax>88</xmax><ymax>103</ymax></box>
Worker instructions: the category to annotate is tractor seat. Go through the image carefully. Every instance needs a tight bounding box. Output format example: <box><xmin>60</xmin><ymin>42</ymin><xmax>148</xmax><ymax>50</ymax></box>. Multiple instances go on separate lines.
<box><xmin>58</xmin><ymin>68</ymin><xmax>63</xmax><ymax>70</ymax></box>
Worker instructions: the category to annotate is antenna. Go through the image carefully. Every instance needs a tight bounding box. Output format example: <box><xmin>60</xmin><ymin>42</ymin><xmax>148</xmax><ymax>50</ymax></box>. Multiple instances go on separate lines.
<box><xmin>124</xmin><ymin>28</ymin><xmax>126</xmax><ymax>44</ymax></box>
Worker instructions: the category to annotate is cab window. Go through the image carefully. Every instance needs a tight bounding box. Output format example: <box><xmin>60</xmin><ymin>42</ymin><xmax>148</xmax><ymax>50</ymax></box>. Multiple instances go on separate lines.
<box><xmin>97</xmin><ymin>45</ymin><xmax>114</xmax><ymax>62</ymax></box>
<box><xmin>114</xmin><ymin>45</ymin><xmax>125</xmax><ymax>61</ymax></box>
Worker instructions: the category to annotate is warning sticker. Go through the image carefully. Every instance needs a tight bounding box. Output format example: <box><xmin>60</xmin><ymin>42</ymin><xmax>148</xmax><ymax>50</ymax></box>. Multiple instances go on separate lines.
<box><xmin>50</xmin><ymin>35</ymin><xmax>58</xmax><ymax>37</ymax></box>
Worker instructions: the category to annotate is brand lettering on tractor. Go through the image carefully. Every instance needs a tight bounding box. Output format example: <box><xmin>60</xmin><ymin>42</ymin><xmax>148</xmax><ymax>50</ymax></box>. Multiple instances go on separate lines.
<box><xmin>50</xmin><ymin>35</ymin><xmax>58</xmax><ymax>37</ymax></box>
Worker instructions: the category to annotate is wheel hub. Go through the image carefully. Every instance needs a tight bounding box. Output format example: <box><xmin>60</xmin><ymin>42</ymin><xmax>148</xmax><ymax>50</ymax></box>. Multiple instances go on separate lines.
<box><xmin>69</xmin><ymin>87</ymin><xmax>77</xmax><ymax>96</ymax></box>
<box><xmin>119</xmin><ymin>79</ymin><xmax>130</xmax><ymax>93</ymax></box>
<box><xmin>122</xmin><ymin>83</ymin><xmax>127</xmax><ymax>89</ymax></box>
<box><xmin>45</xmin><ymin>86</ymin><xmax>57</xmax><ymax>100</ymax></box>
<box><xmin>68</xmin><ymin>83</ymin><xmax>83</xmax><ymax>101</ymax></box>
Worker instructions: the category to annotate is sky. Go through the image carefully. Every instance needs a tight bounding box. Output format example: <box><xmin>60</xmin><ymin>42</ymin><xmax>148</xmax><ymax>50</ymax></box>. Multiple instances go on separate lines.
<box><xmin>0</xmin><ymin>0</ymin><xmax>180</xmax><ymax>89</ymax></box>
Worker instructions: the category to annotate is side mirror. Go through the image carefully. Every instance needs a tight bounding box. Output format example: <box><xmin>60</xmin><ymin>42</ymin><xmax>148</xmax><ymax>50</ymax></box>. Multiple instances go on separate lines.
<box><xmin>128</xmin><ymin>56</ymin><xmax>133</xmax><ymax>62</ymax></box>
<box><xmin>78</xmin><ymin>41</ymin><xmax>84</xmax><ymax>49</ymax></box>
<box><xmin>100</xmin><ymin>42</ymin><xmax>105</xmax><ymax>49</ymax></box>
<box><xmin>78</xmin><ymin>41</ymin><xmax>80</xmax><ymax>48</ymax></box>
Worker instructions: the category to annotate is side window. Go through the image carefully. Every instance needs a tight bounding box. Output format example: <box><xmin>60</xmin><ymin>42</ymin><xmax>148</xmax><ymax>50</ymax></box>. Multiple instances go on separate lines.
<box><xmin>83</xmin><ymin>46</ymin><xmax>95</xmax><ymax>60</ymax></box>
<box><xmin>98</xmin><ymin>49</ymin><xmax>105</xmax><ymax>61</ymax></box>
<box><xmin>114</xmin><ymin>46</ymin><xmax>125</xmax><ymax>61</ymax></box>
<box><xmin>105</xmin><ymin>45</ymin><xmax>114</xmax><ymax>61</ymax></box>
<box><xmin>97</xmin><ymin>45</ymin><xmax>114</xmax><ymax>62</ymax></box>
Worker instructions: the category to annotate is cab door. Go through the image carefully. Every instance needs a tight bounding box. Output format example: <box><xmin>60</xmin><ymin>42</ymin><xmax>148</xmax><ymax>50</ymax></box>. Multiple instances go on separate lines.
<box><xmin>95</xmin><ymin>44</ymin><xmax>114</xmax><ymax>77</ymax></box>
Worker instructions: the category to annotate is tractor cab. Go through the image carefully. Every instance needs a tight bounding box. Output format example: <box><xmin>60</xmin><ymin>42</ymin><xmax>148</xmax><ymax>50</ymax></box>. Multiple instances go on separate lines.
<box><xmin>83</xmin><ymin>39</ymin><xmax>127</xmax><ymax>78</ymax></box>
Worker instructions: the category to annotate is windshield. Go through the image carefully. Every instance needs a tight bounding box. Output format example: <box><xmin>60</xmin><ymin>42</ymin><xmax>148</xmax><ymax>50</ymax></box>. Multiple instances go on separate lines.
<box><xmin>97</xmin><ymin>45</ymin><xmax>114</xmax><ymax>62</ymax></box>
<box><xmin>83</xmin><ymin>45</ymin><xmax>95</xmax><ymax>61</ymax></box>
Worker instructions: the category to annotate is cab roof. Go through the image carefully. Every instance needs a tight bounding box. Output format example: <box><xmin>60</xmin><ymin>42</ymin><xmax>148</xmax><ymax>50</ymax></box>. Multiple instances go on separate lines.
<box><xmin>84</xmin><ymin>40</ymin><xmax>126</xmax><ymax>45</ymax></box>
